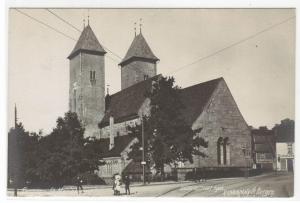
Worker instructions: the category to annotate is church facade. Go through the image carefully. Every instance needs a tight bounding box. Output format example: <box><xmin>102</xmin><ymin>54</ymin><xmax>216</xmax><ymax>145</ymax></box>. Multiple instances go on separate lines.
<box><xmin>68</xmin><ymin>24</ymin><xmax>252</xmax><ymax>182</ymax></box>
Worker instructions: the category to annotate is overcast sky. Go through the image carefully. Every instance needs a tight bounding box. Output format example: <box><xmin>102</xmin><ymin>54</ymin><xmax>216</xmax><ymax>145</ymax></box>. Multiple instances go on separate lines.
<box><xmin>8</xmin><ymin>8</ymin><xmax>295</xmax><ymax>134</ymax></box>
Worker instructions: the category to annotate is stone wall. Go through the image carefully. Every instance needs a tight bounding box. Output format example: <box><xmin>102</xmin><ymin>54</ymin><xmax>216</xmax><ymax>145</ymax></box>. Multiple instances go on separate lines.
<box><xmin>99</xmin><ymin>98</ymin><xmax>150</xmax><ymax>139</ymax></box>
<box><xmin>183</xmin><ymin>79</ymin><xmax>252</xmax><ymax>168</ymax></box>
<box><xmin>121</xmin><ymin>59</ymin><xmax>156</xmax><ymax>90</ymax></box>
<box><xmin>97</xmin><ymin>138</ymin><xmax>138</xmax><ymax>182</ymax></box>
<box><xmin>69</xmin><ymin>52</ymin><xmax>105</xmax><ymax>138</ymax></box>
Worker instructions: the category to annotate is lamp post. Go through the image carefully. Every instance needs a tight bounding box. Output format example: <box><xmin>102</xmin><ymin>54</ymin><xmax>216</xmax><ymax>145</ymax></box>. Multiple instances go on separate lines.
<box><xmin>140</xmin><ymin>115</ymin><xmax>146</xmax><ymax>185</ymax></box>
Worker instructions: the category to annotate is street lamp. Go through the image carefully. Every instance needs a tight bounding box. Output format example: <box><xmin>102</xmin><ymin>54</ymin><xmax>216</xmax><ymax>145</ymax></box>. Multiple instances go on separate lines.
<box><xmin>140</xmin><ymin>115</ymin><xmax>146</xmax><ymax>185</ymax></box>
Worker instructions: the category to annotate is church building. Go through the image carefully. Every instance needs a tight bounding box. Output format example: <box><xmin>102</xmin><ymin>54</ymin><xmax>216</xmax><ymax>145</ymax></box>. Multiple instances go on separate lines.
<box><xmin>68</xmin><ymin>23</ymin><xmax>252</xmax><ymax>183</ymax></box>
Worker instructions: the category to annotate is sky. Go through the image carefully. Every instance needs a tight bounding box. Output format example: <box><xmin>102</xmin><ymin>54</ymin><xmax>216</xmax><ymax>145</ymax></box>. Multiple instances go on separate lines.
<box><xmin>8</xmin><ymin>8</ymin><xmax>295</xmax><ymax>134</ymax></box>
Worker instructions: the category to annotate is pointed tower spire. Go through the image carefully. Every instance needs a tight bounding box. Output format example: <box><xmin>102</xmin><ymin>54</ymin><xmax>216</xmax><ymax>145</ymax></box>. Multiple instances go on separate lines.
<box><xmin>139</xmin><ymin>18</ymin><xmax>142</xmax><ymax>34</ymax></box>
<box><xmin>119</xmin><ymin>22</ymin><xmax>159</xmax><ymax>89</ymax></box>
<box><xmin>87</xmin><ymin>9</ymin><xmax>90</xmax><ymax>25</ymax></box>
<box><xmin>134</xmin><ymin>22</ymin><xmax>137</xmax><ymax>37</ymax></box>
<box><xmin>68</xmin><ymin>24</ymin><xmax>106</xmax><ymax>59</ymax></box>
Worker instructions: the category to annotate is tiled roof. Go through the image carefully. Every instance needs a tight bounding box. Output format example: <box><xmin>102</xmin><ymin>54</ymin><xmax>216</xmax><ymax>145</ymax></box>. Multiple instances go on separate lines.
<box><xmin>254</xmin><ymin>143</ymin><xmax>273</xmax><ymax>153</ymax></box>
<box><xmin>68</xmin><ymin>25</ymin><xmax>106</xmax><ymax>59</ymax></box>
<box><xmin>179</xmin><ymin>78</ymin><xmax>223</xmax><ymax>126</ymax></box>
<box><xmin>119</xmin><ymin>33</ymin><xmax>159</xmax><ymax>66</ymax></box>
<box><xmin>99</xmin><ymin>77</ymin><xmax>222</xmax><ymax>128</ymax></box>
<box><xmin>98</xmin><ymin>135</ymin><xmax>135</xmax><ymax>158</ymax></box>
<box><xmin>99</xmin><ymin>75</ymin><xmax>161</xmax><ymax>127</ymax></box>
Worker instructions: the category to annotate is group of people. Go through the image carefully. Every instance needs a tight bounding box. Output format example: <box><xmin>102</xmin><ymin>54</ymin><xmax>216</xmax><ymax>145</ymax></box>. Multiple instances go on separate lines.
<box><xmin>74</xmin><ymin>174</ymin><xmax>131</xmax><ymax>196</ymax></box>
<box><xmin>112</xmin><ymin>174</ymin><xmax>131</xmax><ymax>195</ymax></box>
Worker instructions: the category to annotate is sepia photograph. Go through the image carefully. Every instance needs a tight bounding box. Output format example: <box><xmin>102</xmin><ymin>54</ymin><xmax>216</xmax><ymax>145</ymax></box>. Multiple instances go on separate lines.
<box><xmin>6</xmin><ymin>7</ymin><xmax>295</xmax><ymax>198</ymax></box>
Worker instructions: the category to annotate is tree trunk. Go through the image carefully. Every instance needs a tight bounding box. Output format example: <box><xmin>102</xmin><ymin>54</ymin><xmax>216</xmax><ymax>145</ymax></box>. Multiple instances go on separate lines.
<box><xmin>160</xmin><ymin>165</ymin><xmax>165</xmax><ymax>181</ymax></box>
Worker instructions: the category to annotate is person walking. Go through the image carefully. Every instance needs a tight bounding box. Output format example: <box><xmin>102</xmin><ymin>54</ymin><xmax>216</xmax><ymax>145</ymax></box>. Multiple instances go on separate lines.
<box><xmin>124</xmin><ymin>175</ymin><xmax>131</xmax><ymax>195</ymax></box>
<box><xmin>114</xmin><ymin>174</ymin><xmax>121</xmax><ymax>196</ymax></box>
<box><xmin>76</xmin><ymin>176</ymin><xmax>84</xmax><ymax>194</ymax></box>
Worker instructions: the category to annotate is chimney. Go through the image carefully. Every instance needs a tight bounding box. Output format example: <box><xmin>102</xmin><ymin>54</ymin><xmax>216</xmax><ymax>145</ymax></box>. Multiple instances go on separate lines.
<box><xmin>109</xmin><ymin>116</ymin><xmax>114</xmax><ymax>150</ymax></box>
<box><xmin>105</xmin><ymin>94</ymin><xmax>111</xmax><ymax>112</ymax></box>
<box><xmin>105</xmin><ymin>85</ymin><xmax>111</xmax><ymax>112</ymax></box>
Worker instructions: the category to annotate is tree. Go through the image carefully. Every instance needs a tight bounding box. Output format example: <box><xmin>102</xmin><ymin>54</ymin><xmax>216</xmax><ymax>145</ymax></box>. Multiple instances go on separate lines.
<box><xmin>127</xmin><ymin>76</ymin><xmax>208</xmax><ymax>179</ymax></box>
<box><xmin>273</xmin><ymin>118</ymin><xmax>294</xmax><ymax>142</ymax></box>
<box><xmin>33</xmin><ymin>111</ymin><xmax>103</xmax><ymax>188</ymax></box>
<box><xmin>8</xmin><ymin>123</ymin><xmax>40</xmax><ymax>188</ymax></box>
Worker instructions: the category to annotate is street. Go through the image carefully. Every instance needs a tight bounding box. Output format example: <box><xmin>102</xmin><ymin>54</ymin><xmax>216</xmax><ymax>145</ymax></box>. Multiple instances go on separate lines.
<box><xmin>7</xmin><ymin>172</ymin><xmax>293</xmax><ymax>197</ymax></box>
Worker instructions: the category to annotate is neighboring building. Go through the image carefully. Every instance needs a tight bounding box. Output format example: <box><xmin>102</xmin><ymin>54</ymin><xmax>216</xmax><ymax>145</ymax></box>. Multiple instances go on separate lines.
<box><xmin>251</xmin><ymin>127</ymin><xmax>276</xmax><ymax>170</ymax></box>
<box><xmin>274</xmin><ymin>119</ymin><xmax>294</xmax><ymax>172</ymax></box>
<box><xmin>68</xmin><ymin>24</ymin><xmax>252</xmax><ymax>182</ymax></box>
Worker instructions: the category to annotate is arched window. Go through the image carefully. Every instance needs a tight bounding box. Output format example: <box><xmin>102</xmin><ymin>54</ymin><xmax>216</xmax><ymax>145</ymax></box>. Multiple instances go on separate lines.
<box><xmin>223</xmin><ymin>137</ymin><xmax>228</xmax><ymax>165</ymax></box>
<box><xmin>217</xmin><ymin>137</ymin><xmax>230</xmax><ymax>165</ymax></box>
<box><xmin>217</xmin><ymin>137</ymin><xmax>223</xmax><ymax>165</ymax></box>
<box><xmin>90</xmin><ymin>70</ymin><xmax>96</xmax><ymax>85</ymax></box>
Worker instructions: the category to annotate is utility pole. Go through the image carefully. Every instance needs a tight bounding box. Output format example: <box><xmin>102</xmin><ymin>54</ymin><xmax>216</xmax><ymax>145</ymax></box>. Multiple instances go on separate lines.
<box><xmin>14</xmin><ymin>104</ymin><xmax>18</xmax><ymax>197</ymax></box>
<box><xmin>141</xmin><ymin>115</ymin><xmax>146</xmax><ymax>185</ymax></box>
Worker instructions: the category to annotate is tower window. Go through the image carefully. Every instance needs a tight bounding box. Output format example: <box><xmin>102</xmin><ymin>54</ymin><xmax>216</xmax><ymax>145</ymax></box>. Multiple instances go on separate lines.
<box><xmin>144</xmin><ymin>75</ymin><xmax>149</xmax><ymax>80</ymax></box>
<box><xmin>90</xmin><ymin>70</ymin><xmax>96</xmax><ymax>85</ymax></box>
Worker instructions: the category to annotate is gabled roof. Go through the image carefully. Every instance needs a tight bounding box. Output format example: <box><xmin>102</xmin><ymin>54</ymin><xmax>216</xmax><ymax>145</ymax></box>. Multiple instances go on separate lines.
<box><xmin>179</xmin><ymin>78</ymin><xmax>223</xmax><ymax>126</ymax></box>
<box><xmin>68</xmin><ymin>25</ymin><xmax>106</xmax><ymax>59</ymax></box>
<box><xmin>99</xmin><ymin>75</ymin><xmax>161</xmax><ymax>127</ymax></box>
<box><xmin>98</xmin><ymin>77</ymin><xmax>223</xmax><ymax>159</ymax></box>
<box><xmin>98</xmin><ymin>135</ymin><xmax>135</xmax><ymax>158</ymax></box>
<box><xmin>119</xmin><ymin>33</ymin><xmax>159</xmax><ymax>66</ymax></box>
<box><xmin>99</xmin><ymin>76</ymin><xmax>222</xmax><ymax>128</ymax></box>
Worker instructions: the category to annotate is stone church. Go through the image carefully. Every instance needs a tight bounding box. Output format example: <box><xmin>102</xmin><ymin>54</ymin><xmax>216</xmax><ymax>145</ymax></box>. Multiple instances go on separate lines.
<box><xmin>68</xmin><ymin>24</ymin><xmax>252</xmax><ymax>182</ymax></box>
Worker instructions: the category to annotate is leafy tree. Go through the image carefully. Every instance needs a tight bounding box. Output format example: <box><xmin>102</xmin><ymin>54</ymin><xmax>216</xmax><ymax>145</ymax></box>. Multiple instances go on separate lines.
<box><xmin>8</xmin><ymin>123</ymin><xmax>40</xmax><ymax>188</ymax></box>
<box><xmin>273</xmin><ymin>118</ymin><xmax>294</xmax><ymax>142</ymax></box>
<box><xmin>32</xmin><ymin>111</ymin><xmax>103</xmax><ymax>188</ymax></box>
<box><xmin>127</xmin><ymin>76</ymin><xmax>208</xmax><ymax>180</ymax></box>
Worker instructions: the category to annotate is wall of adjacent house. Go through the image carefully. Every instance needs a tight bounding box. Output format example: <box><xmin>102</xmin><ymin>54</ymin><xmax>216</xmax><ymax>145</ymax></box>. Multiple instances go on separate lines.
<box><xmin>183</xmin><ymin>79</ymin><xmax>252</xmax><ymax>168</ymax></box>
<box><xmin>97</xmin><ymin>138</ymin><xmax>138</xmax><ymax>183</ymax></box>
<box><xmin>97</xmin><ymin>157</ymin><xmax>124</xmax><ymax>183</ymax></box>
<box><xmin>276</xmin><ymin>142</ymin><xmax>294</xmax><ymax>171</ymax></box>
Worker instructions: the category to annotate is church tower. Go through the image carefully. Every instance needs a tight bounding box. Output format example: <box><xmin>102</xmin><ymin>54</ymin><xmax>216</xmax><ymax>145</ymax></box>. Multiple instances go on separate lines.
<box><xmin>119</xmin><ymin>31</ymin><xmax>159</xmax><ymax>90</ymax></box>
<box><xmin>68</xmin><ymin>24</ymin><xmax>106</xmax><ymax>137</ymax></box>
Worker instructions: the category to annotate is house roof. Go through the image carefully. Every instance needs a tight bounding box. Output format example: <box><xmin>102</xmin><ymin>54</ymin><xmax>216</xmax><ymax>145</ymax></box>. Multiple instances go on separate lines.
<box><xmin>99</xmin><ymin>75</ymin><xmax>161</xmax><ymax>127</ymax></box>
<box><xmin>179</xmin><ymin>78</ymin><xmax>223</xmax><ymax>126</ymax></box>
<box><xmin>98</xmin><ymin>135</ymin><xmax>135</xmax><ymax>158</ymax></box>
<box><xmin>119</xmin><ymin>33</ymin><xmax>159</xmax><ymax>66</ymax></box>
<box><xmin>68</xmin><ymin>25</ymin><xmax>106</xmax><ymax>59</ymax></box>
<box><xmin>254</xmin><ymin>143</ymin><xmax>273</xmax><ymax>153</ymax></box>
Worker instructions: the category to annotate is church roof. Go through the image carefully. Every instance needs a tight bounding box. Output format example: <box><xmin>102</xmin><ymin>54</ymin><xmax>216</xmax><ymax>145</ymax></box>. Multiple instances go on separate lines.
<box><xmin>119</xmin><ymin>33</ymin><xmax>159</xmax><ymax>66</ymax></box>
<box><xmin>98</xmin><ymin>77</ymin><xmax>223</xmax><ymax>159</ymax></box>
<box><xmin>68</xmin><ymin>25</ymin><xmax>106</xmax><ymax>59</ymax></box>
<box><xmin>99</xmin><ymin>76</ymin><xmax>222</xmax><ymax>128</ymax></box>
<box><xmin>179</xmin><ymin>78</ymin><xmax>223</xmax><ymax>126</ymax></box>
<box><xmin>97</xmin><ymin>135</ymin><xmax>135</xmax><ymax>158</ymax></box>
<box><xmin>99</xmin><ymin>74</ymin><xmax>161</xmax><ymax>128</ymax></box>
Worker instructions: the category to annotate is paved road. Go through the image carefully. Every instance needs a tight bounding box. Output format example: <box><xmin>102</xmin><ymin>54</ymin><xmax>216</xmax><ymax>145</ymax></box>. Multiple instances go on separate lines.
<box><xmin>7</xmin><ymin>172</ymin><xmax>293</xmax><ymax>197</ymax></box>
